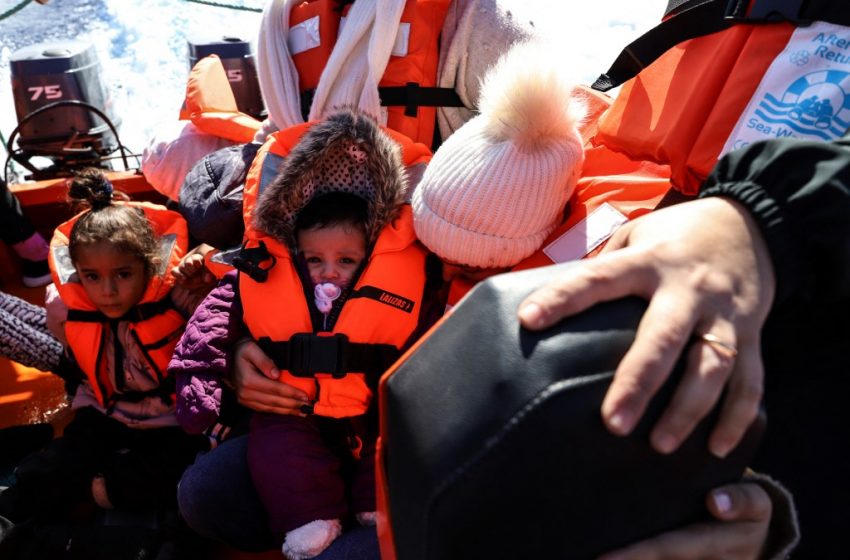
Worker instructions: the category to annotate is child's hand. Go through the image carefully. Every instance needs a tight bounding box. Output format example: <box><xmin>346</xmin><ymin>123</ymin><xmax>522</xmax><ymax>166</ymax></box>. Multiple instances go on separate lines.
<box><xmin>173</xmin><ymin>251</ymin><xmax>215</xmax><ymax>291</ymax></box>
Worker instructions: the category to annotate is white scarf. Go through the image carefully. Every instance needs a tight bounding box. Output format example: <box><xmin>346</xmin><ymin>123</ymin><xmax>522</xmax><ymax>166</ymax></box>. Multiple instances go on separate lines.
<box><xmin>255</xmin><ymin>0</ymin><xmax>407</xmax><ymax>141</ymax></box>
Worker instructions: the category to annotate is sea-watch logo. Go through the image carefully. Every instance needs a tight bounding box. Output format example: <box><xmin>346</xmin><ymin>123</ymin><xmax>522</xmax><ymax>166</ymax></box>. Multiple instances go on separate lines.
<box><xmin>755</xmin><ymin>70</ymin><xmax>850</xmax><ymax>141</ymax></box>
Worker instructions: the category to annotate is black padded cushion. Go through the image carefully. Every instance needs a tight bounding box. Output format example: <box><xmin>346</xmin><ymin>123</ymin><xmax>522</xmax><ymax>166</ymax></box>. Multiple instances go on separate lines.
<box><xmin>381</xmin><ymin>263</ymin><xmax>765</xmax><ymax>560</ymax></box>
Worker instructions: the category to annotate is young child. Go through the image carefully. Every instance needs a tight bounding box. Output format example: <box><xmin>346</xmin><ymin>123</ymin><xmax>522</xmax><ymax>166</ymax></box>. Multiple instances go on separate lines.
<box><xmin>412</xmin><ymin>40</ymin><xmax>587</xmax><ymax>302</ymax></box>
<box><xmin>0</xmin><ymin>168</ymin><xmax>207</xmax><ymax>557</ymax></box>
<box><xmin>173</xmin><ymin>109</ymin><xmax>439</xmax><ymax>559</ymax></box>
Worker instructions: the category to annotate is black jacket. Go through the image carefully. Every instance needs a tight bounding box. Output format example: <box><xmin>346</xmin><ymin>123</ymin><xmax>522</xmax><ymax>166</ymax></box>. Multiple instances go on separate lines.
<box><xmin>700</xmin><ymin>138</ymin><xmax>850</xmax><ymax>557</ymax></box>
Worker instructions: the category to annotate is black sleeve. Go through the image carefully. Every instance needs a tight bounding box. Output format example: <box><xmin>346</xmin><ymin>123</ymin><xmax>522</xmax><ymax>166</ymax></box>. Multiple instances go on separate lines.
<box><xmin>699</xmin><ymin>138</ymin><xmax>850</xmax><ymax>307</ymax></box>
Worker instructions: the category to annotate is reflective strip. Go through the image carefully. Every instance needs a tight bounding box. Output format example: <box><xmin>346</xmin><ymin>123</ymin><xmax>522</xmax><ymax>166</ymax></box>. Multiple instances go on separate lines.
<box><xmin>259</xmin><ymin>152</ymin><xmax>285</xmax><ymax>197</ymax></box>
<box><xmin>392</xmin><ymin>23</ymin><xmax>410</xmax><ymax>57</ymax></box>
<box><xmin>51</xmin><ymin>244</ymin><xmax>78</xmax><ymax>285</ymax></box>
<box><xmin>289</xmin><ymin>15</ymin><xmax>321</xmax><ymax>56</ymax></box>
<box><xmin>542</xmin><ymin>203</ymin><xmax>628</xmax><ymax>263</ymax></box>
<box><xmin>155</xmin><ymin>234</ymin><xmax>177</xmax><ymax>277</ymax></box>
<box><xmin>720</xmin><ymin>21</ymin><xmax>850</xmax><ymax>157</ymax></box>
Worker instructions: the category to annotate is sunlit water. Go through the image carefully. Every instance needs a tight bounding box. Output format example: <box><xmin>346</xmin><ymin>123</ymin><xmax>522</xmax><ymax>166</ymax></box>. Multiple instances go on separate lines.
<box><xmin>0</xmin><ymin>0</ymin><xmax>664</xmax><ymax>178</ymax></box>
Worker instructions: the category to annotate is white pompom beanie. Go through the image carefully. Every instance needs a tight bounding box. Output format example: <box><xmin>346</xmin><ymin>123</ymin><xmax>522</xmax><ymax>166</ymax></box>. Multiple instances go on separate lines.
<box><xmin>412</xmin><ymin>41</ymin><xmax>586</xmax><ymax>269</ymax></box>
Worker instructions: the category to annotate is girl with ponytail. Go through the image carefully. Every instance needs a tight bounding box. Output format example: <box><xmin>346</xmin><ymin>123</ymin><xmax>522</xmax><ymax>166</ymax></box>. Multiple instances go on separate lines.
<box><xmin>0</xmin><ymin>168</ymin><xmax>209</xmax><ymax>558</ymax></box>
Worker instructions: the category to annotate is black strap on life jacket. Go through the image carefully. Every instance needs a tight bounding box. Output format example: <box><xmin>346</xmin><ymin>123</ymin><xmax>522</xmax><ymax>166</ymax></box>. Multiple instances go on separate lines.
<box><xmin>233</xmin><ymin>240</ymin><xmax>276</xmax><ymax>283</ymax></box>
<box><xmin>66</xmin><ymin>298</ymin><xmax>176</xmax><ymax>323</ymax></box>
<box><xmin>67</xmin><ymin>298</ymin><xmax>178</xmax><ymax>406</ymax></box>
<box><xmin>592</xmin><ymin>0</ymin><xmax>850</xmax><ymax>92</ymax></box>
<box><xmin>257</xmin><ymin>333</ymin><xmax>400</xmax><ymax>382</ymax></box>
<box><xmin>300</xmin><ymin>83</ymin><xmax>465</xmax><ymax>121</ymax></box>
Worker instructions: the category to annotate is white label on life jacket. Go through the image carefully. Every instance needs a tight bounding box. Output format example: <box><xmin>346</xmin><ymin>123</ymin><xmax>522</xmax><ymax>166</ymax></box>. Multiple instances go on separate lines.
<box><xmin>392</xmin><ymin>23</ymin><xmax>410</xmax><ymax>57</ymax></box>
<box><xmin>720</xmin><ymin>21</ymin><xmax>850</xmax><ymax>157</ymax></box>
<box><xmin>50</xmin><ymin>245</ymin><xmax>78</xmax><ymax>285</ymax></box>
<box><xmin>542</xmin><ymin>203</ymin><xmax>628</xmax><ymax>263</ymax></box>
<box><xmin>289</xmin><ymin>15</ymin><xmax>321</xmax><ymax>56</ymax></box>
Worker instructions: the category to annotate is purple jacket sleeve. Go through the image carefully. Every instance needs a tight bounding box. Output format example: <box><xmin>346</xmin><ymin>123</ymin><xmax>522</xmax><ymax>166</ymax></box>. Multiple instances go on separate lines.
<box><xmin>169</xmin><ymin>272</ymin><xmax>244</xmax><ymax>434</ymax></box>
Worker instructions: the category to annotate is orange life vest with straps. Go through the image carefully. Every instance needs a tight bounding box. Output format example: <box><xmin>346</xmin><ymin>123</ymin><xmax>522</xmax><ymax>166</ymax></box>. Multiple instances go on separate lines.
<box><xmin>592</xmin><ymin>0</ymin><xmax>850</xmax><ymax>194</ymax></box>
<box><xmin>288</xmin><ymin>0</ymin><xmax>454</xmax><ymax>146</ymax></box>
<box><xmin>240</xmin><ymin>205</ymin><xmax>427</xmax><ymax>418</ymax></box>
<box><xmin>236</xmin><ymin>120</ymin><xmax>431</xmax><ymax>418</ymax></box>
<box><xmin>48</xmin><ymin>202</ymin><xmax>189</xmax><ymax>406</ymax></box>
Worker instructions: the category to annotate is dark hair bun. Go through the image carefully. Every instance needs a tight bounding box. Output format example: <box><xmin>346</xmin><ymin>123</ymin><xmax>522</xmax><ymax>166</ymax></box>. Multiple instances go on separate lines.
<box><xmin>68</xmin><ymin>167</ymin><xmax>114</xmax><ymax>210</ymax></box>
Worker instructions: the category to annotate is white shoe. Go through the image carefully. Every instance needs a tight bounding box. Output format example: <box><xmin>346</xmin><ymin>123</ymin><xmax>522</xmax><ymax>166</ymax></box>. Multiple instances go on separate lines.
<box><xmin>282</xmin><ymin>519</ymin><xmax>342</xmax><ymax>560</ymax></box>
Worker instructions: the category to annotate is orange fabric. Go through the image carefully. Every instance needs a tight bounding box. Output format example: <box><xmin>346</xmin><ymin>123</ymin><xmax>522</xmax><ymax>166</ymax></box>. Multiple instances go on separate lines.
<box><xmin>182</xmin><ymin>55</ymin><xmax>262</xmax><ymax>143</ymax></box>
<box><xmin>290</xmin><ymin>0</ymin><xmax>342</xmax><ymax>91</ymax></box>
<box><xmin>515</xmin><ymin>146</ymin><xmax>671</xmax><ymax>271</ymax></box>
<box><xmin>595</xmin><ymin>23</ymin><xmax>795</xmax><ymax>194</ymax></box>
<box><xmin>48</xmin><ymin>202</ymin><xmax>189</xmax><ymax>405</ymax></box>
<box><xmin>240</xmin><ymin>206</ymin><xmax>427</xmax><ymax>417</ymax></box>
<box><xmin>289</xmin><ymin>0</ymin><xmax>451</xmax><ymax>145</ymax></box>
<box><xmin>378</xmin><ymin>0</ymin><xmax>451</xmax><ymax>145</ymax></box>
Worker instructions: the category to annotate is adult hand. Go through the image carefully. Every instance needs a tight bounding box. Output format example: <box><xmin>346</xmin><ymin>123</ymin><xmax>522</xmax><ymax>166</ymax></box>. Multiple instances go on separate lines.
<box><xmin>232</xmin><ymin>339</ymin><xmax>311</xmax><ymax>416</ymax></box>
<box><xmin>597</xmin><ymin>482</ymin><xmax>771</xmax><ymax>560</ymax></box>
<box><xmin>518</xmin><ymin>197</ymin><xmax>775</xmax><ymax>457</ymax></box>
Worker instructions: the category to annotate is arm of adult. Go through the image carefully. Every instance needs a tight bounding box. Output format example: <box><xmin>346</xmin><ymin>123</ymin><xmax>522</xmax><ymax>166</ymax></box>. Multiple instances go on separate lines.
<box><xmin>519</xmin><ymin>138</ymin><xmax>850</xmax><ymax>457</ymax></box>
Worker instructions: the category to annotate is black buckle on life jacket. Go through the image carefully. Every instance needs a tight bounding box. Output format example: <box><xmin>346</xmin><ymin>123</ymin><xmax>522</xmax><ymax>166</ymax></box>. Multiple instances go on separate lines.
<box><xmin>232</xmin><ymin>241</ymin><xmax>275</xmax><ymax>283</ymax></box>
<box><xmin>288</xmin><ymin>333</ymin><xmax>350</xmax><ymax>379</ymax></box>
<box><xmin>725</xmin><ymin>0</ymin><xmax>810</xmax><ymax>23</ymax></box>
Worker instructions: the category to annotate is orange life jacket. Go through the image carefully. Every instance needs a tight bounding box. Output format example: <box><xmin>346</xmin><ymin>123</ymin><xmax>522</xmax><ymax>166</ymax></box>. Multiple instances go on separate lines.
<box><xmin>240</xmin><ymin>205</ymin><xmax>427</xmax><ymax>418</ymax></box>
<box><xmin>593</xmin><ymin>0</ymin><xmax>850</xmax><ymax>194</ymax></box>
<box><xmin>180</xmin><ymin>54</ymin><xmax>263</xmax><ymax>143</ymax></box>
<box><xmin>286</xmin><ymin>0</ymin><xmax>454</xmax><ymax>145</ymax></box>
<box><xmin>235</xmin><ymin>114</ymin><xmax>431</xmax><ymax>417</ymax></box>
<box><xmin>48</xmin><ymin>202</ymin><xmax>189</xmax><ymax>406</ymax></box>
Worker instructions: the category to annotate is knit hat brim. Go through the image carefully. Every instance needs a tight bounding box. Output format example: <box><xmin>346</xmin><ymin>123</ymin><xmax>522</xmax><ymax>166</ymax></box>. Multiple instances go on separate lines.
<box><xmin>413</xmin><ymin>192</ymin><xmax>554</xmax><ymax>269</ymax></box>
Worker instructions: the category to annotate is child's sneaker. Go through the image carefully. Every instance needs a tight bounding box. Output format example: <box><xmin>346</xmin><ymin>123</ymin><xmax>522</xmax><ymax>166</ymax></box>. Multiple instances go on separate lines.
<box><xmin>282</xmin><ymin>519</ymin><xmax>342</xmax><ymax>560</ymax></box>
<box><xmin>20</xmin><ymin>259</ymin><xmax>51</xmax><ymax>288</ymax></box>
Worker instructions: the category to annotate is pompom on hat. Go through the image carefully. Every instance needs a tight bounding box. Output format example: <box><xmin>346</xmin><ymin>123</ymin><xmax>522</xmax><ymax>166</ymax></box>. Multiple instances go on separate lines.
<box><xmin>412</xmin><ymin>41</ymin><xmax>586</xmax><ymax>269</ymax></box>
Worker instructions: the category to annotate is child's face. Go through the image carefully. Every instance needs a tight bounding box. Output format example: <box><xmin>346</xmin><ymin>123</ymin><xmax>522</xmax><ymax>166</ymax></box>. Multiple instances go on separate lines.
<box><xmin>297</xmin><ymin>223</ymin><xmax>367</xmax><ymax>289</ymax></box>
<box><xmin>74</xmin><ymin>242</ymin><xmax>148</xmax><ymax>319</ymax></box>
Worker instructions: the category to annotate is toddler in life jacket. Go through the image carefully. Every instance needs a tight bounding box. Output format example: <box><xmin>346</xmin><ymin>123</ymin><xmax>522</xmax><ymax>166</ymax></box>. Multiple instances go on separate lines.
<box><xmin>412</xmin><ymin>40</ymin><xmax>586</xmax><ymax>303</ymax></box>
<box><xmin>174</xmin><ymin>109</ymin><xmax>438</xmax><ymax>559</ymax></box>
<box><xmin>0</xmin><ymin>169</ymin><xmax>208</xmax><ymax>555</ymax></box>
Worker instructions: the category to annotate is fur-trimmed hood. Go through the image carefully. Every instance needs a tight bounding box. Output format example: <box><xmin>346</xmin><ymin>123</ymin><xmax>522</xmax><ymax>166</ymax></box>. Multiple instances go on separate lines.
<box><xmin>253</xmin><ymin>110</ymin><xmax>408</xmax><ymax>250</ymax></box>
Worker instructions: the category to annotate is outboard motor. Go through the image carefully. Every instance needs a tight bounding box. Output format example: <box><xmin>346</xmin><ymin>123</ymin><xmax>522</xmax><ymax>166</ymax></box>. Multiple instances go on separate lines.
<box><xmin>188</xmin><ymin>35</ymin><xmax>266</xmax><ymax>120</ymax></box>
<box><xmin>9</xmin><ymin>40</ymin><xmax>123</xmax><ymax>179</ymax></box>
